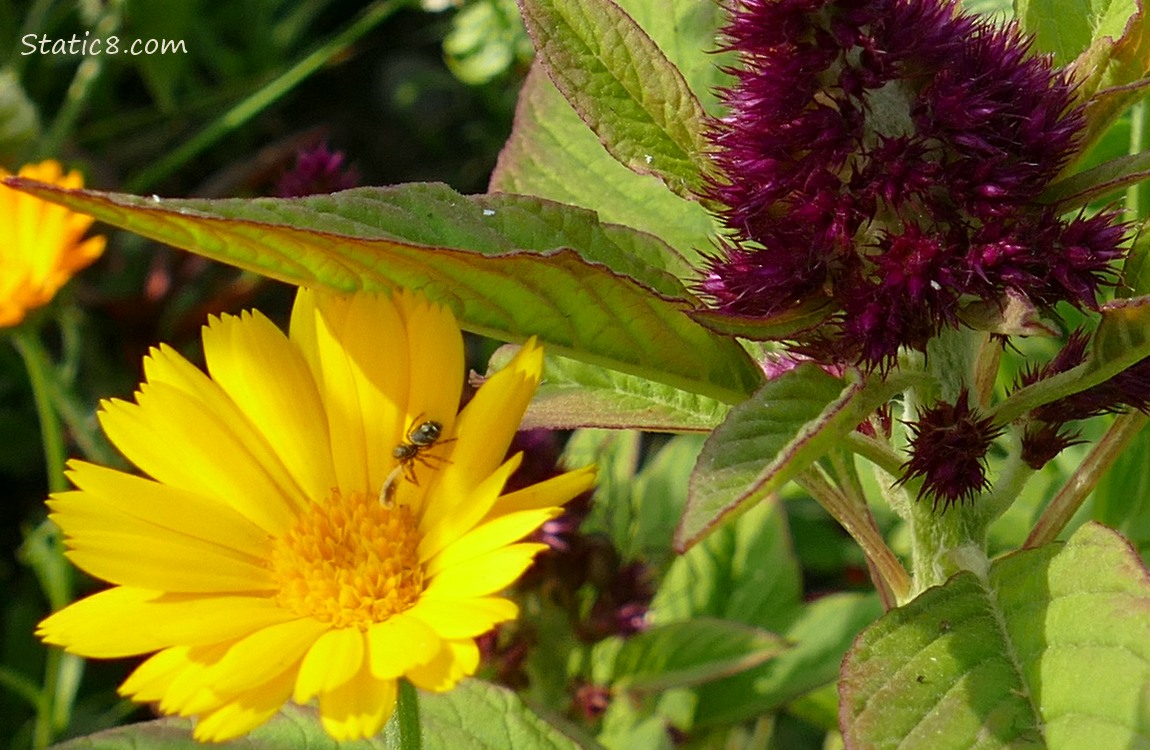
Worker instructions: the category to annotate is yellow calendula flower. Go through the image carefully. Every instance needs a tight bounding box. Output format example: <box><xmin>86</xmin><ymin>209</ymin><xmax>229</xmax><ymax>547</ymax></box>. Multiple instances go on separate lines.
<box><xmin>0</xmin><ymin>160</ymin><xmax>105</xmax><ymax>327</ymax></box>
<box><xmin>38</xmin><ymin>288</ymin><xmax>596</xmax><ymax>742</ymax></box>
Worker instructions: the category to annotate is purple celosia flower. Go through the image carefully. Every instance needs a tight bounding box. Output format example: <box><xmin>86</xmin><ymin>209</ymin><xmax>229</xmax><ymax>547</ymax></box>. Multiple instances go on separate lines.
<box><xmin>702</xmin><ymin>0</ymin><xmax>1125</xmax><ymax>369</ymax></box>
<box><xmin>275</xmin><ymin>143</ymin><xmax>360</xmax><ymax>197</ymax></box>
<box><xmin>900</xmin><ymin>390</ymin><xmax>1003</xmax><ymax>509</ymax></box>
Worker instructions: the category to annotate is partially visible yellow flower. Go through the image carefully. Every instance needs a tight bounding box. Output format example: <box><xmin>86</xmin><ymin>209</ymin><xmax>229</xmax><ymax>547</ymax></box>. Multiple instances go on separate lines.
<box><xmin>0</xmin><ymin>160</ymin><xmax>105</xmax><ymax>327</ymax></box>
<box><xmin>37</xmin><ymin>288</ymin><xmax>596</xmax><ymax>742</ymax></box>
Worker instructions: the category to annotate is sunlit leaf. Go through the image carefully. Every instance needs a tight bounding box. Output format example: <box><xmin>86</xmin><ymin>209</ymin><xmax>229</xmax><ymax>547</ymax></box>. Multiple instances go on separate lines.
<box><xmin>1121</xmin><ymin>218</ymin><xmax>1150</xmax><ymax>298</ymax></box>
<box><xmin>488</xmin><ymin>346</ymin><xmax>729</xmax><ymax>432</ymax></box>
<box><xmin>517</xmin><ymin>0</ymin><xmax>711</xmax><ymax>199</ymax></box>
<box><xmin>1063</xmin><ymin>2</ymin><xmax>1150</xmax><ymax>154</ymax></box>
<box><xmin>654</xmin><ymin>498</ymin><xmax>802</xmax><ymax>632</ymax></box>
<box><xmin>9</xmin><ymin>180</ymin><xmax>762</xmax><ymax>403</ymax></box>
<box><xmin>1016</xmin><ymin>0</ymin><xmax>1137</xmax><ymax>65</ymax></box>
<box><xmin>676</xmin><ymin>365</ymin><xmax>913</xmax><ymax>550</ymax></box>
<box><xmin>841</xmin><ymin>523</ymin><xmax>1150</xmax><ymax>749</ymax></box>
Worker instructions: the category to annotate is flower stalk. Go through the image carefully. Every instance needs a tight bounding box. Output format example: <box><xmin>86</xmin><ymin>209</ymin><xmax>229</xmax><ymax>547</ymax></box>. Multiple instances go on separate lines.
<box><xmin>1026</xmin><ymin>411</ymin><xmax>1149</xmax><ymax>549</ymax></box>
<box><xmin>797</xmin><ymin>467</ymin><xmax>910</xmax><ymax>607</ymax></box>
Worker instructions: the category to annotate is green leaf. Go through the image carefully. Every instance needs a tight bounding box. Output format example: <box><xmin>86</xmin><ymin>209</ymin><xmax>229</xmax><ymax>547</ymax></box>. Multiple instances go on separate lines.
<box><xmin>677</xmin><ymin>365</ymin><xmax>878</xmax><ymax>550</ymax></box>
<box><xmin>592</xmin><ymin>618</ymin><xmax>789</xmax><ymax>692</ymax></box>
<box><xmin>627</xmin><ymin>434</ymin><xmax>706</xmax><ymax>567</ymax></box>
<box><xmin>613</xmin><ymin>0</ymin><xmax>732</xmax><ymax>118</ymax></box>
<box><xmin>1016</xmin><ymin>0</ymin><xmax>1138</xmax><ymax>65</ymax></box>
<box><xmin>1120</xmin><ymin>218</ymin><xmax>1150</xmax><ymax>297</ymax></box>
<box><xmin>9</xmin><ymin>180</ymin><xmax>761</xmax><ymax>403</ymax></box>
<box><xmin>690</xmin><ymin>301</ymin><xmax>834</xmax><ymax>341</ymax></box>
<box><xmin>516</xmin><ymin>0</ymin><xmax>710</xmax><ymax>199</ymax></box>
<box><xmin>1040</xmin><ymin>150</ymin><xmax>1150</xmax><ymax>208</ymax></box>
<box><xmin>653</xmin><ymin>498</ymin><xmax>803</xmax><ymax>632</ymax></box>
<box><xmin>491</xmin><ymin>67</ymin><xmax>716</xmax><ymax>262</ymax></box>
<box><xmin>562</xmin><ymin>428</ymin><xmax>645</xmax><ymax>558</ymax></box>
<box><xmin>420</xmin><ymin>679</ymin><xmax>601</xmax><ymax>749</ymax></box>
<box><xmin>444</xmin><ymin>0</ymin><xmax>533</xmax><ymax>85</ymax></box>
<box><xmin>841</xmin><ymin>523</ymin><xmax>1150</xmax><ymax>750</ymax></box>
<box><xmin>1063</xmin><ymin>4</ymin><xmax>1150</xmax><ymax>154</ymax></box>
<box><xmin>1091</xmin><ymin>294</ymin><xmax>1150</xmax><ymax>373</ymax></box>
<box><xmin>565</xmin><ymin>431</ymin><xmax>704</xmax><ymax>567</ymax></box>
<box><xmin>489</xmin><ymin>346</ymin><xmax>730</xmax><ymax>432</ymax></box>
<box><xmin>51</xmin><ymin>681</ymin><xmax>601</xmax><ymax>748</ymax></box>
<box><xmin>691</xmin><ymin>593</ymin><xmax>884</xmax><ymax>730</ymax></box>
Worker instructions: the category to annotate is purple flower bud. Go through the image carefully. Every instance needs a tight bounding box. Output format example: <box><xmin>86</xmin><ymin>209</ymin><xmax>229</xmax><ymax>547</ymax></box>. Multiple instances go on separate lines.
<box><xmin>900</xmin><ymin>390</ymin><xmax>1003</xmax><ymax>509</ymax></box>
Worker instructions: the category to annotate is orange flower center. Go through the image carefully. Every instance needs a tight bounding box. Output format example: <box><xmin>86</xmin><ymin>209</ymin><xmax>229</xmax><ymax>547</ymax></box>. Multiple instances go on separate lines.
<box><xmin>270</xmin><ymin>489</ymin><xmax>424</xmax><ymax>629</ymax></box>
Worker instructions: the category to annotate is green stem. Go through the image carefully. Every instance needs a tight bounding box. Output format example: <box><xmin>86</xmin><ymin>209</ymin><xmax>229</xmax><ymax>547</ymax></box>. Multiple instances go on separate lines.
<box><xmin>125</xmin><ymin>0</ymin><xmax>411</xmax><ymax>192</ymax></box>
<box><xmin>991</xmin><ymin>357</ymin><xmax>1133</xmax><ymax>426</ymax></box>
<box><xmin>0</xmin><ymin>666</ymin><xmax>42</xmax><ymax>710</ymax></box>
<box><xmin>905</xmin><ymin>494</ymin><xmax>989</xmax><ymax>591</ymax></box>
<box><xmin>1126</xmin><ymin>100</ymin><xmax>1148</xmax><ymax>223</ymax></box>
<box><xmin>10</xmin><ymin>0</ymin><xmax>56</xmax><ymax>75</ymax></box>
<box><xmin>40</xmin><ymin>0</ymin><xmax>125</xmax><ymax>158</ymax></box>
<box><xmin>12</xmin><ymin>328</ymin><xmax>68</xmax><ymax>493</ymax></box>
<box><xmin>902</xmin><ymin>440</ymin><xmax>1030</xmax><ymax>591</ymax></box>
<box><xmin>797</xmin><ymin>468</ymin><xmax>910</xmax><ymax>606</ymax></box>
<box><xmin>1025</xmin><ymin>411</ymin><xmax>1149</xmax><ymax>549</ymax></box>
<box><xmin>12</xmin><ymin>326</ymin><xmax>83</xmax><ymax>747</ymax></box>
<box><xmin>845</xmin><ymin>431</ymin><xmax>905</xmax><ymax>479</ymax></box>
<box><xmin>396</xmin><ymin>679</ymin><xmax>422</xmax><ymax>750</ymax></box>
<box><xmin>980</xmin><ymin>434</ymin><xmax>1034</xmax><ymax>525</ymax></box>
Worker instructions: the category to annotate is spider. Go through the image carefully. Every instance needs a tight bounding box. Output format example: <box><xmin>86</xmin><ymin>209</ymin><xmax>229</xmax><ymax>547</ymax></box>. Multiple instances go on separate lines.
<box><xmin>379</xmin><ymin>417</ymin><xmax>453</xmax><ymax>505</ymax></box>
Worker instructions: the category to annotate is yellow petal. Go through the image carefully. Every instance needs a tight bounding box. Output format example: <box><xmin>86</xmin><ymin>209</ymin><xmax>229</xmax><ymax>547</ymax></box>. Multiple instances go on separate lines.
<box><xmin>63</xmin><ymin>529</ymin><xmax>274</xmax><ymax>593</ymax></box>
<box><xmin>487</xmin><ymin>465</ymin><xmax>598</xmax><ymax>520</ymax></box>
<box><xmin>158</xmin><ymin>641</ymin><xmax>234</xmax><ymax>716</ymax></box>
<box><xmin>141</xmin><ymin>342</ymin><xmax>311</xmax><ymax>517</ymax></box>
<box><xmin>60</xmin><ymin>461</ymin><xmax>270</xmax><ymax>556</ymax></box>
<box><xmin>437</xmin><ymin>339</ymin><xmax>542</xmax><ymax>495</ymax></box>
<box><xmin>394</xmin><ymin>290</ymin><xmax>464</xmax><ymax>448</ymax></box>
<box><xmin>366</xmin><ymin>612</ymin><xmax>441</xmax><ymax>679</ymax></box>
<box><xmin>423</xmin><ymin>543</ymin><xmax>546</xmax><ymax>600</ymax></box>
<box><xmin>201</xmin><ymin>309</ymin><xmax>337</xmax><ymax>501</ymax></box>
<box><xmin>289</xmin><ymin>287</ymin><xmax>321</xmax><ymax>378</ymax></box>
<box><xmin>406</xmin><ymin>596</ymin><xmax>519</xmax><ymax>639</ymax></box>
<box><xmin>405</xmin><ymin>639</ymin><xmax>479</xmax><ymax>692</ymax></box>
<box><xmin>418</xmin><ymin>453</ymin><xmax>522</xmax><ymax>565</ymax></box>
<box><xmin>0</xmin><ymin>160</ymin><xmax>103</xmax><ymax>326</ymax></box>
<box><xmin>38</xmin><ymin>588</ymin><xmax>296</xmax><ymax>657</ymax></box>
<box><xmin>192</xmin><ymin>667</ymin><xmax>296</xmax><ymax>743</ymax></box>
<box><xmin>201</xmin><ymin>617</ymin><xmax>329</xmax><ymax>698</ymax></box>
<box><xmin>310</xmin><ymin>291</ymin><xmax>409</xmax><ymax>494</ymax></box>
<box><xmin>294</xmin><ymin>627</ymin><xmax>366</xmax><ymax>704</ymax></box>
<box><xmin>120</xmin><ymin>646</ymin><xmax>196</xmax><ymax>702</ymax></box>
<box><xmin>318</xmin><ymin>663</ymin><xmax>398</xmax><ymax>741</ymax></box>
<box><xmin>98</xmin><ymin>385</ymin><xmax>296</xmax><ymax>536</ymax></box>
<box><xmin>424</xmin><ymin>508</ymin><xmax>558</xmax><ymax>579</ymax></box>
